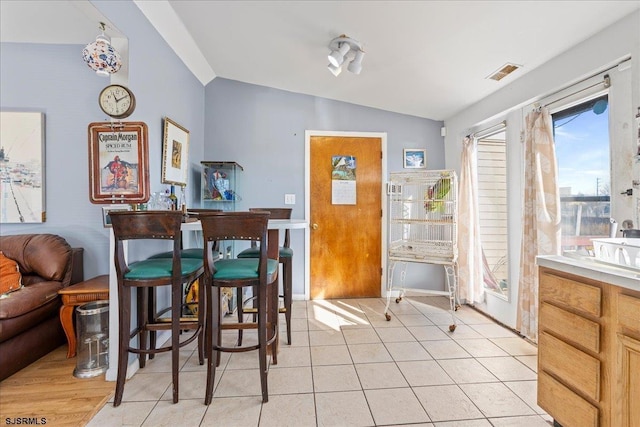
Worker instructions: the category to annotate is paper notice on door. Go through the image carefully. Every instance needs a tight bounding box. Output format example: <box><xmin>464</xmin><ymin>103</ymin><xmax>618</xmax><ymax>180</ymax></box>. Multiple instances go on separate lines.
<box><xmin>331</xmin><ymin>155</ymin><xmax>356</xmax><ymax>205</ymax></box>
<box><xmin>332</xmin><ymin>179</ymin><xmax>356</xmax><ymax>204</ymax></box>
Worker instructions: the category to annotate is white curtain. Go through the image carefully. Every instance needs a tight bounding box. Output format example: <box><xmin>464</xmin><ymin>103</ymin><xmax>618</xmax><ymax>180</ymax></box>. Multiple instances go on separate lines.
<box><xmin>457</xmin><ymin>136</ymin><xmax>484</xmax><ymax>304</ymax></box>
<box><xmin>517</xmin><ymin>107</ymin><xmax>561</xmax><ymax>341</ymax></box>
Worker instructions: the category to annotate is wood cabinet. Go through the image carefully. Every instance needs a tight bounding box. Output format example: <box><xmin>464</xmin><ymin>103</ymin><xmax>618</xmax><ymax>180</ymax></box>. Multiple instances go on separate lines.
<box><xmin>612</xmin><ymin>293</ymin><xmax>640</xmax><ymax>427</ymax></box>
<box><xmin>538</xmin><ymin>266</ymin><xmax>640</xmax><ymax>427</ymax></box>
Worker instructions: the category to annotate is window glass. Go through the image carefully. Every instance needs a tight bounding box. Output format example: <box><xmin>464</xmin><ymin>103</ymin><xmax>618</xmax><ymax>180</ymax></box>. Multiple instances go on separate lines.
<box><xmin>477</xmin><ymin>130</ymin><xmax>508</xmax><ymax>297</ymax></box>
<box><xmin>552</xmin><ymin>94</ymin><xmax>611</xmax><ymax>252</ymax></box>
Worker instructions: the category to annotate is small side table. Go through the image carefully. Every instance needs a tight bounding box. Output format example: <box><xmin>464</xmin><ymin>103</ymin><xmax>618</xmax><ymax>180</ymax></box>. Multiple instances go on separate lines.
<box><xmin>58</xmin><ymin>275</ymin><xmax>109</xmax><ymax>358</ymax></box>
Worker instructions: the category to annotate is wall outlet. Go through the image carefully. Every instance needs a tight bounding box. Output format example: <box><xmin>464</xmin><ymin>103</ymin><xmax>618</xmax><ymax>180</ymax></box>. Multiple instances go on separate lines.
<box><xmin>284</xmin><ymin>194</ymin><xmax>295</xmax><ymax>205</ymax></box>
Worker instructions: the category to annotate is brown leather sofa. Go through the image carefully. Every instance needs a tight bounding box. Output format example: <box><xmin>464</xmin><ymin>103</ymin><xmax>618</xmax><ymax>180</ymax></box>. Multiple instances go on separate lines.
<box><xmin>0</xmin><ymin>234</ymin><xmax>83</xmax><ymax>381</ymax></box>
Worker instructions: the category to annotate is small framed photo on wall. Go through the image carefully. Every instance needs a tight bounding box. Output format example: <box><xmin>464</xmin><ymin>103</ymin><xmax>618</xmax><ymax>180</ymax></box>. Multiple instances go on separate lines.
<box><xmin>403</xmin><ymin>148</ymin><xmax>426</xmax><ymax>169</ymax></box>
<box><xmin>102</xmin><ymin>205</ymin><xmax>131</xmax><ymax>228</ymax></box>
<box><xmin>161</xmin><ymin>117</ymin><xmax>190</xmax><ymax>186</ymax></box>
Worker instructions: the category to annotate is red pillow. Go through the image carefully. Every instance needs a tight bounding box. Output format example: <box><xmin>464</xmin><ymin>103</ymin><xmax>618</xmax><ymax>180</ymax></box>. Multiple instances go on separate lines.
<box><xmin>0</xmin><ymin>251</ymin><xmax>23</xmax><ymax>296</ymax></box>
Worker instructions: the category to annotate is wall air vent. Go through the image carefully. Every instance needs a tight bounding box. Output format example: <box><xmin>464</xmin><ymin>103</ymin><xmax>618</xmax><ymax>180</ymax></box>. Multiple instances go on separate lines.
<box><xmin>487</xmin><ymin>63</ymin><xmax>521</xmax><ymax>81</ymax></box>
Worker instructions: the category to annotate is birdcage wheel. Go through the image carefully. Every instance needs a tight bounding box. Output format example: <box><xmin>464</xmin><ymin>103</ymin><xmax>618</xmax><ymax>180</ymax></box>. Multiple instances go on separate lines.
<box><xmin>448</xmin><ymin>324</ymin><xmax>456</xmax><ymax>332</ymax></box>
<box><xmin>385</xmin><ymin>312</ymin><xmax>391</xmax><ymax>321</ymax></box>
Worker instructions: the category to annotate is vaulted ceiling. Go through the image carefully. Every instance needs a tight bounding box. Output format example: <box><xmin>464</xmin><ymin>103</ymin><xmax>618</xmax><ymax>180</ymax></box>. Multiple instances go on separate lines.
<box><xmin>2</xmin><ymin>1</ymin><xmax>639</xmax><ymax>120</ymax></box>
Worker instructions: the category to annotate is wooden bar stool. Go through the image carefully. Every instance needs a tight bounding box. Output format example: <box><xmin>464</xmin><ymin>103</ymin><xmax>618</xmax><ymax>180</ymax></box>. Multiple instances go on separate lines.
<box><xmin>199</xmin><ymin>211</ymin><xmax>278</xmax><ymax>404</ymax></box>
<box><xmin>109</xmin><ymin>210</ymin><xmax>205</xmax><ymax>406</ymax></box>
<box><xmin>237</xmin><ymin>208</ymin><xmax>293</xmax><ymax>344</ymax></box>
<box><xmin>145</xmin><ymin>209</ymin><xmax>222</xmax><ymax>361</ymax></box>
<box><xmin>146</xmin><ymin>209</ymin><xmax>223</xmax><ymax>260</ymax></box>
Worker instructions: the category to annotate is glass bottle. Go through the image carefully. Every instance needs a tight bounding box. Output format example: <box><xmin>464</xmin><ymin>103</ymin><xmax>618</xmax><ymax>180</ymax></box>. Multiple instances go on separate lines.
<box><xmin>179</xmin><ymin>186</ymin><xmax>187</xmax><ymax>216</ymax></box>
<box><xmin>169</xmin><ymin>185</ymin><xmax>178</xmax><ymax>210</ymax></box>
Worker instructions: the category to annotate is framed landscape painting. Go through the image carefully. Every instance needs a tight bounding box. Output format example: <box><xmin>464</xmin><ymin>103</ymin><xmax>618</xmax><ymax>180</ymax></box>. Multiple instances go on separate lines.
<box><xmin>0</xmin><ymin>111</ymin><xmax>46</xmax><ymax>223</ymax></box>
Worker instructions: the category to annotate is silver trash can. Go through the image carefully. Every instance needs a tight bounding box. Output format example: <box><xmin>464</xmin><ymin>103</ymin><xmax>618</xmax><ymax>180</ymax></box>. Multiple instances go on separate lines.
<box><xmin>73</xmin><ymin>300</ymin><xmax>109</xmax><ymax>378</ymax></box>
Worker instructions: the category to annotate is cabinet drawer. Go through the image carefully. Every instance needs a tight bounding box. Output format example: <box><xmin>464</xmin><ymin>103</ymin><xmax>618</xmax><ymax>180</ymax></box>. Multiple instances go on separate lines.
<box><xmin>539</xmin><ymin>302</ymin><xmax>600</xmax><ymax>353</ymax></box>
<box><xmin>538</xmin><ymin>370</ymin><xmax>598</xmax><ymax>427</ymax></box>
<box><xmin>618</xmin><ymin>294</ymin><xmax>640</xmax><ymax>335</ymax></box>
<box><xmin>539</xmin><ymin>270</ymin><xmax>602</xmax><ymax>318</ymax></box>
<box><xmin>539</xmin><ymin>331</ymin><xmax>600</xmax><ymax>401</ymax></box>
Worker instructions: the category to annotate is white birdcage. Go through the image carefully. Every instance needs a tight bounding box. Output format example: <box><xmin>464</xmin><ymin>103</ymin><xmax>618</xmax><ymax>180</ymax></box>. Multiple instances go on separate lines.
<box><xmin>385</xmin><ymin>170</ymin><xmax>459</xmax><ymax>331</ymax></box>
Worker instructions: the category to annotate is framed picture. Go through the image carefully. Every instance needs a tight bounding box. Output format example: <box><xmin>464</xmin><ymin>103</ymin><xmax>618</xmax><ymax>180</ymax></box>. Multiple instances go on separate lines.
<box><xmin>102</xmin><ymin>205</ymin><xmax>131</xmax><ymax>228</ymax></box>
<box><xmin>403</xmin><ymin>148</ymin><xmax>426</xmax><ymax>169</ymax></box>
<box><xmin>161</xmin><ymin>117</ymin><xmax>190</xmax><ymax>186</ymax></box>
<box><xmin>0</xmin><ymin>111</ymin><xmax>46</xmax><ymax>223</ymax></box>
<box><xmin>88</xmin><ymin>121</ymin><xmax>150</xmax><ymax>204</ymax></box>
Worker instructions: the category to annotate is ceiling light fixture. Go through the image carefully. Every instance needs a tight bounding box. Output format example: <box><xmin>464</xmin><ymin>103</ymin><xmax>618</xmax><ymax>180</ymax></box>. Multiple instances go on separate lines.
<box><xmin>347</xmin><ymin>49</ymin><xmax>365</xmax><ymax>75</ymax></box>
<box><xmin>327</xmin><ymin>35</ymin><xmax>365</xmax><ymax>76</ymax></box>
<box><xmin>328</xmin><ymin>63</ymin><xmax>342</xmax><ymax>77</ymax></box>
<box><xmin>82</xmin><ymin>22</ymin><xmax>122</xmax><ymax>77</ymax></box>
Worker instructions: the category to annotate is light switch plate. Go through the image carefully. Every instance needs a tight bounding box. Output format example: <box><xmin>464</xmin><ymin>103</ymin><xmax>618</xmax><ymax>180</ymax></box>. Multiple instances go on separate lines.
<box><xmin>284</xmin><ymin>194</ymin><xmax>295</xmax><ymax>205</ymax></box>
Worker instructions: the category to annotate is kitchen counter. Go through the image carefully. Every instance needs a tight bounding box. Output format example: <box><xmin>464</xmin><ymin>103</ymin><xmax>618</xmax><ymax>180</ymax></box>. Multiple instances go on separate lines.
<box><xmin>536</xmin><ymin>255</ymin><xmax>640</xmax><ymax>427</ymax></box>
<box><xmin>536</xmin><ymin>254</ymin><xmax>640</xmax><ymax>291</ymax></box>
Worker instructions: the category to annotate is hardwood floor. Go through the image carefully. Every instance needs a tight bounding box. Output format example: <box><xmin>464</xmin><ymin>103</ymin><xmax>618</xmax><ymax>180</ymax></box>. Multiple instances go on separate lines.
<box><xmin>0</xmin><ymin>345</ymin><xmax>113</xmax><ymax>426</ymax></box>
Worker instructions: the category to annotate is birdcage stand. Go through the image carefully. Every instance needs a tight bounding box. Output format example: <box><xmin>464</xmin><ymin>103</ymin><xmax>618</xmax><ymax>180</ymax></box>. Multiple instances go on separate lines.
<box><xmin>384</xmin><ymin>170</ymin><xmax>460</xmax><ymax>332</ymax></box>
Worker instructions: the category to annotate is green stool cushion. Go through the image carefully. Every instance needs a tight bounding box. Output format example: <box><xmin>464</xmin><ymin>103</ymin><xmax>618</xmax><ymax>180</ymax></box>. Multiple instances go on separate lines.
<box><xmin>279</xmin><ymin>247</ymin><xmax>293</xmax><ymax>258</ymax></box>
<box><xmin>124</xmin><ymin>258</ymin><xmax>203</xmax><ymax>280</ymax></box>
<box><xmin>213</xmin><ymin>259</ymin><xmax>278</xmax><ymax>280</ymax></box>
<box><xmin>237</xmin><ymin>247</ymin><xmax>293</xmax><ymax>259</ymax></box>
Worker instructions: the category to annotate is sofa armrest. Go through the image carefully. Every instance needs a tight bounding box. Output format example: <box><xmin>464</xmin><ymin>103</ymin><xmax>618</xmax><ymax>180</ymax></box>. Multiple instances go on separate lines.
<box><xmin>69</xmin><ymin>247</ymin><xmax>84</xmax><ymax>286</ymax></box>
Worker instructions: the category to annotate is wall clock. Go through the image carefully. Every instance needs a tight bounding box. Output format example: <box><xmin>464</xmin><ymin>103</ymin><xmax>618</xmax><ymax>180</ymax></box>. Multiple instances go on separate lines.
<box><xmin>98</xmin><ymin>84</ymin><xmax>136</xmax><ymax>119</ymax></box>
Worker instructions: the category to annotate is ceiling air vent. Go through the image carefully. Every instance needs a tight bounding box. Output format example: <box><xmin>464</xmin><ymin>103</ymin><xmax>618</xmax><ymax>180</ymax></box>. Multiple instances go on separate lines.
<box><xmin>487</xmin><ymin>63</ymin><xmax>521</xmax><ymax>81</ymax></box>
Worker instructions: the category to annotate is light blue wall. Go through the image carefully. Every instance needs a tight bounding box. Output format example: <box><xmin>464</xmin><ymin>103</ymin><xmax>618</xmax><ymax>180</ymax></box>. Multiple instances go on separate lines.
<box><xmin>1</xmin><ymin>42</ymin><xmax>107</xmax><ymax>276</ymax></box>
<box><xmin>1</xmin><ymin>1</ymin><xmax>443</xmax><ymax>290</ymax></box>
<box><xmin>205</xmin><ymin>78</ymin><xmax>443</xmax><ymax>213</ymax></box>
<box><xmin>92</xmin><ymin>0</ymin><xmax>206</xmax><ymax>207</ymax></box>
<box><xmin>205</xmin><ymin>78</ymin><xmax>445</xmax><ymax>295</ymax></box>
<box><xmin>1</xmin><ymin>0</ymin><xmax>205</xmax><ymax>279</ymax></box>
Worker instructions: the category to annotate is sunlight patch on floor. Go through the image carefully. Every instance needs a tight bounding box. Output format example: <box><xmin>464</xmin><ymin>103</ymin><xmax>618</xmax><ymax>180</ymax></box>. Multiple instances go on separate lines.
<box><xmin>324</xmin><ymin>300</ymin><xmax>370</xmax><ymax>326</ymax></box>
<box><xmin>309</xmin><ymin>302</ymin><xmax>341</xmax><ymax>331</ymax></box>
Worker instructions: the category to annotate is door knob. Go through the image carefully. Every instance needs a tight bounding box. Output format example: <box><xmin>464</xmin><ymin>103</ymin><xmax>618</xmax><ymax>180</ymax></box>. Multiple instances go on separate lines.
<box><xmin>312</xmin><ymin>223</ymin><xmax>318</xmax><ymax>230</ymax></box>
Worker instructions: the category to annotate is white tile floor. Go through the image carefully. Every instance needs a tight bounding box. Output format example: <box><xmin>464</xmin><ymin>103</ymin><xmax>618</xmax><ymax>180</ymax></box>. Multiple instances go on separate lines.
<box><xmin>88</xmin><ymin>296</ymin><xmax>552</xmax><ymax>427</ymax></box>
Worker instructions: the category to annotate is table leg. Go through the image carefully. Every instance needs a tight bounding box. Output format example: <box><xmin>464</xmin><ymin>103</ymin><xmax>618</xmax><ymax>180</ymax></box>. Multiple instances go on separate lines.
<box><xmin>59</xmin><ymin>304</ymin><xmax>76</xmax><ymax>358</ymax></box>
<box><xmin>267</xmin><ymin>229</ymin><xmax>280</xmax><ymax>363</ymax></box>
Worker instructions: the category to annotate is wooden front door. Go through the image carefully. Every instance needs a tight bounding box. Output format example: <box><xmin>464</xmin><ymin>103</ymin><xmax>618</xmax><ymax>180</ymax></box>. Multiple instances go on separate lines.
<box><xmin>309</xmin><ymin>135</ymin><xmax>382</xmax><ymax>299</ymax></box>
